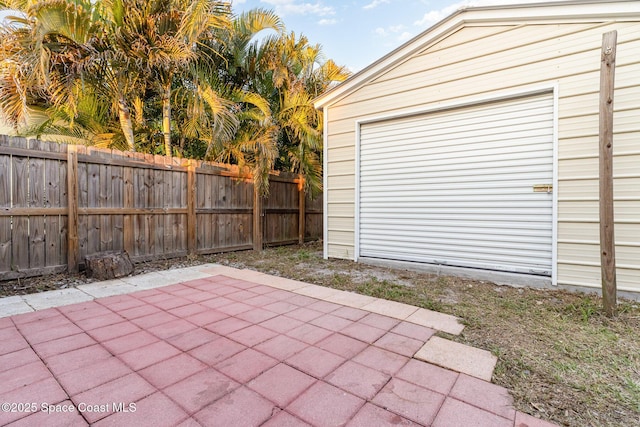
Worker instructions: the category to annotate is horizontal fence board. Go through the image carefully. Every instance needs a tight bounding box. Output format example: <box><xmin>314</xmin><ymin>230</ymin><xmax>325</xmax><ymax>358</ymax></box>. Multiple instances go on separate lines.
<box><xmin>0</xmin><ymin>137</ymin><xmax>322</xmax><ymax>280</ymax></box>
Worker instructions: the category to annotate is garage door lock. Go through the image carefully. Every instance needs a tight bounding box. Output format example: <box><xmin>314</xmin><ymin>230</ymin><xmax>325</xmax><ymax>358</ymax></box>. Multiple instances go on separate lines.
<box><xmin>533</xmin><ymin>184</ymin><xmax>553</xmax><ymax>193</ymax></box>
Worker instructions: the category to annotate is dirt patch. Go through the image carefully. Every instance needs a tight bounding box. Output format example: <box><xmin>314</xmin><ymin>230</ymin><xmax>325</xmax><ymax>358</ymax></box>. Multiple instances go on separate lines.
<box><xmin>1</xmin><ymin>241</ymin><xmax>639</xmax><ymax>427</ymax></box>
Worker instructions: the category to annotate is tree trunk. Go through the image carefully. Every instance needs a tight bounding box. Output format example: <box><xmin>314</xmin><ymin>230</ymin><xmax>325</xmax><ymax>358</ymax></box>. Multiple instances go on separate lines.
<box><xmin>118</xmin><ymin>96</ymin><xmax>136</xmax><ymax>151</ymax></box>
<box><xmin>85</xmin><ymin>251</ymin><xmax>134</xmax><ymax>280</ymax></box>
<box><xmin>162</xmin><ymin>84</ymin><xmax>172</xmax><ymax>158</ymax></box>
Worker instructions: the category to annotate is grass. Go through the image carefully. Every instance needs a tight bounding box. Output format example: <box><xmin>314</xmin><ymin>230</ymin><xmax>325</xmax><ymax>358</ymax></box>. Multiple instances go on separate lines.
<box><xmin>208</xmin><ymin>242</ymin><xmax>640</xmax><ymax>427</ymax></box>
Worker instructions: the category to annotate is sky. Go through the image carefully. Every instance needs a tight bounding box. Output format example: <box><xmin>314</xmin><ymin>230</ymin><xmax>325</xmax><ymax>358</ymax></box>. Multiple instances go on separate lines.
<box><xmin>231</xmin><ymin>0</ymin><xmax>567</xmax><ymax>72</ymax></box>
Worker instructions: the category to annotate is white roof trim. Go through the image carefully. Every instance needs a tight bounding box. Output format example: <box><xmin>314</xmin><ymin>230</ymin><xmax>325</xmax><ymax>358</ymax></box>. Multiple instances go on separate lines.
<box><xmin>313</xmin><ymin>0</ymin><xmax>640</xmax><ymax>109</ymax></box>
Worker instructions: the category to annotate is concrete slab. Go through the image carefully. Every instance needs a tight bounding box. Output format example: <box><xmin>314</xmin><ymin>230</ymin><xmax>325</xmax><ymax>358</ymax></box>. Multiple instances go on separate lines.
<box><xmin>323</xmin><ymin>290</ymin><xmax>377</xmax><ymax>308</ymax></box>
<box><xmin>294</xmin><ymin>284</ymin><xmax>343</xmax><ymax>299</ymax></box>
<box><xmin>406</xmin><ymin>308</ymin><xmax>464</xmax><ymax>335</ymax></box>
<box><xmin>156</xmin><ymin>269</ymin><xmax>212</xmax><ymax>282</ymax></box>
<box><xmin>120</xmin><ymin>272</ymin><xmax>176</xmax><ymax>289</ymax></box>
<box><xmin>0</xmin><ymin>297</ymin><xmax>34</xmax><ymax>318</ymax></box>
<box><xmin>360</xmin><ymin>299</ymin><xmax>419</xmax><ymax>320</ymax></box>
<box><xmin>77</xmin><ymin>280</ymin><xmax>137</xmax><ymax>299</ymax></box>
<box><xmin>22</xmin><ymin>288</ymin><xmax>94</xmax><ymax>310</ymax></box>
<box><xmin>414</xmin><ymin>336</ymin><xmax>497</xmax><ymax>381</ymax></box>
<box><xmin>515</xmin><ymin>411</ymin><xmax>560</xmax><ymax>427</ymax></box>
<box><xmin>199</xmin><ymin>265</ymin><xmax>243</xmax><ymax>277</ymax></box>
<box><xmin>181</xmin><ymin>263</ymin><xmax>221</xmax><ymax>273</ymax></box>
<box><xmin>0</xmin><ymin>295</ymin><xmax>26</xmax><ymax>308</ymax></box>
<box><xmin>258</xmin><ymin>277</ymin><xmax>310</xmax><ymax>291</ymax></box>
<box><xmin>237</xmin><ymin>269</ymin><xmax>269</xmax><ymax>280</ymax></box>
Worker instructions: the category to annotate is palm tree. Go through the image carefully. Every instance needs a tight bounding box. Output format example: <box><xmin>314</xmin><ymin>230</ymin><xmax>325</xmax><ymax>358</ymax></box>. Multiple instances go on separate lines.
<box><xmin>214</xmin><ymin>8</ymin><xmax>283</xmax><ymax>89</ymax></box>
<box><xmin>0</xmin><ymin>0</ymin><xmax>142</xmax><ymax>149</ymax></box>
<box><xmin>0</xmin><ymin>0</ymin><xmax>235</xmax><ymax>153</ymax></box>
<box><xmin>0</xmin><ymin>0</ymin><xmax>97</xmax><ymax>130</ymax></box>
<box><xmin>200</xmin><ymin>7</ymin><xmax>284</xmax><ymax>195</ymax></box>
<box><xmin>117</xmin><ymin>0</ymin><xmax>232</xmax><ymax>157</ymax></box>
<box><xmin>246</xmin><ymin>31</ymin><xmax>350</xmax><ymax>195</ymax></box>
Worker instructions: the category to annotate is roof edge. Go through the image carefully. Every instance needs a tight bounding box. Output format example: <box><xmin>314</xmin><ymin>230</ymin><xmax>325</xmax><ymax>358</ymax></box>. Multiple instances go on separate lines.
<box><xmin>313</xmin><ymin>0</ymin><xmax>640</xmax><ymax>109</ymax></box>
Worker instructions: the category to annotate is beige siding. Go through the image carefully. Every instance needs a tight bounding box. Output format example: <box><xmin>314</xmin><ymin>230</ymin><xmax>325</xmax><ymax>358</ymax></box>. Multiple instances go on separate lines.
<box><xmin>415</xmin><ymin>25</ymin><xmax>517</xmax><ymax>53</ymax></box>
<box><xmin>325</xmin><ymin>19</ymin><xmax>640</xmax><ymax>292</ymax></box>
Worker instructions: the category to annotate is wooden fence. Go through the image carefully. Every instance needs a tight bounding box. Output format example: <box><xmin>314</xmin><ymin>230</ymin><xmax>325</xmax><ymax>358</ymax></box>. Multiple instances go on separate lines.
<box><xmin>0</xmin><ymin>136</ymin><xmax>322</xmax><ymax>280</ymax></box>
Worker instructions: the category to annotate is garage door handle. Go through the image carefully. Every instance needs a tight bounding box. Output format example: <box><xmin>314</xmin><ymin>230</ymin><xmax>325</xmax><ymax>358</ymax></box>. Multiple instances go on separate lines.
<box><xmin>533</xmin><ymin>184</ymin><xmax>553</xmax><ymax>193</ymax></box>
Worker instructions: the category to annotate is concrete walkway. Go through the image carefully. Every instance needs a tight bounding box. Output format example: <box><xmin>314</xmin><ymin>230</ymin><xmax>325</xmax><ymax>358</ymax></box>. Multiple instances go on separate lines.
<box><xmin>0</xmin><ymin>265</ymin><xmax>558</xmax><ymax>426</ymax></box>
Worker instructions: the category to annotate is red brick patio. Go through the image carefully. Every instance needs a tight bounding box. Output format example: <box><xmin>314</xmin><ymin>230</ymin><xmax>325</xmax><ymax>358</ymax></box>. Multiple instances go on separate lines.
<box><xmin>0</xmin><ymin>270</ymin><xmax>558</xmax><ymax>426</ymax></box>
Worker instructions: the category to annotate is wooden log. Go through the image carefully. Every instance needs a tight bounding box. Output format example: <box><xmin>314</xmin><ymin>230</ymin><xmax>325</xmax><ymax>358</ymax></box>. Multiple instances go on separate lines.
<box><xmin>85</xmin><ymin>250</ymin><xmax>134</xmax><ymax>280</ymax></box>
<box><xmin>599</xmin><ymin>30</ymin><xmax>617</xmax><ymax>317</ymax></box>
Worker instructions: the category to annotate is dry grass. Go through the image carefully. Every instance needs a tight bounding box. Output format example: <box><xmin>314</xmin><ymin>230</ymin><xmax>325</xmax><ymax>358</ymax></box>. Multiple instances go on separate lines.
<box><xmin>1</xmin><ymin>241</ymin><xmax>639</xmax><ymax>426</ymax></box>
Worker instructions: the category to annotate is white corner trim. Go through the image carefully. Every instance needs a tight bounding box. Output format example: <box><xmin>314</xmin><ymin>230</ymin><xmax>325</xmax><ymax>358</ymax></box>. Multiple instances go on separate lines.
<box><xmin>551</xmin><ymin>82</ymin><xmax>560</xmax><ymax>286</ymax></box>
<box><xmin>354</xmin><ymin>121</ymin><xmax>361</xmax><ymax>262</ymax></box>
<box><xmin>322</xmin><ymin>106</ymin><xmax>329</xmax><ymax>260</ymax></box>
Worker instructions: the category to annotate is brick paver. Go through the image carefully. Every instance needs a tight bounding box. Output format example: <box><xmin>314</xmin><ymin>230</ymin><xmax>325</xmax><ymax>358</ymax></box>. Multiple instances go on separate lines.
<box><xmin>0</xmin><ymin>269</ymin><xmax>561</xmax><ymax>426</ymax></box>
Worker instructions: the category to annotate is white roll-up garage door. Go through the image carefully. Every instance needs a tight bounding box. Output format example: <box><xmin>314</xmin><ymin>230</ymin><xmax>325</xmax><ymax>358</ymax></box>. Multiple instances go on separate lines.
<box><xmin>359</xmin><ymin>93</ymin><xmax>554</xmax><ymax>276</ymax></box>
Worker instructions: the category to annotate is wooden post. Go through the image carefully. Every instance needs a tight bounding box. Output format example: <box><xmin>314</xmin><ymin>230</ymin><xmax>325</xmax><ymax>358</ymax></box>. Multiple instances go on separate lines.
<box><xmin>298</xmin><ymin>176</ymin><xmax>305</xmax><ymax>244</ymax></box>
<box><xmin>66</xmin><ymin>145</ymin><xmax>79</xmax><ymax>273</ymax></box>
<box><xmin>187</xmin><ymin>163</ymin><xmax>197</xmax><ymax>256</ymax></box>
<box><xmin>253</xmin><ymin>184</ymin><xmax>263</xmax><ymax>251</ymax></box>
<box><xmin>599</xmin><ymin>30</ymin><xmax>617</xmax><ymax>317</ymax></box>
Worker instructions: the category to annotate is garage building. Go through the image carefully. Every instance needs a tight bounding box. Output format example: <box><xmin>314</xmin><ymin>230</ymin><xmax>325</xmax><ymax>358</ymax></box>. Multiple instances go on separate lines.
<box><xmin>313</xmin><ymin>0</ymin><xmax>640</xmax><ymax>294</ymax></box>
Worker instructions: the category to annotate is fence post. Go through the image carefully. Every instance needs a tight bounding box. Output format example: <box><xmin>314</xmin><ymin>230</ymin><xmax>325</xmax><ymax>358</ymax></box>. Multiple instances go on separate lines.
<box><xmin>253</xmin><ymin>184</ymin><xmax>263</xmax><ymax>251</ymax></box>
<box><xmin>298</xmin><ymin>176</ymin><xmax>305</xmax><ymax>244</ymax></box>
<box><xmin>599</xmin><ymin>30</ymin><xmax>617</xmax><ymax>317</ymax></box>
<box><xmin>187</xmin><ymin>163</ymin><xmax>197</xmax><ymax>256</ymax></box>
<box><xmin>67</xmin><ymin>145</ymin><xmax>79</xmax><ymax>273</ymax></box>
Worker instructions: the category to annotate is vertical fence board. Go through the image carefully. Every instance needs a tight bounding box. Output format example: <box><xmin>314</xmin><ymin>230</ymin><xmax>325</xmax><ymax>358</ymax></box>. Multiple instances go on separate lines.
<box><xmin>214</xmin><ymin>174</ymin><xmax>223</xmax><ymax>248</ymax></box>
<box><xmin>67</xmin><ymin>145</ymin><xmax>79</xmax><ymax>273</ymax></box>
<box><xmin>144</xmin><ymin>159</ymin><xmax>154</xmax><ymax>257</ymax></box>
<box><xmin>44</xmin><ymin>142</ymin><xmax>62</xmax><ymax>267</ymax></box>
<box><xmin>0</xmin><ymin>136</ymin><xmax>11</xmax><ymax>271</ymax></box>
<box><xmin>187</xmin><ymin>164</ymin><xmax>196</xmax><ymax>255</ymax></box>
<box><xmin>229</xmin><ymin>176</ymin><xmax>238</xmax><ymax>247</ymax></box>
<box><xmin>100</xmin><ymin>150</ymin><xmax>114</xmax><ymax>252</ymax></box>
<box><xmin>153</xmin><ymin>167</ymin><xmax>164</xmax><ymax>255</ymax></box>
<box><xmin>197</xmin><ymin>168</ymin><xmax>205</xmax><ymax>251</ymax></box>
<box><xmin>11</xmin><ymin>138</ymin><xmax>29</xmax><ymax>270</ymax></box>
<box><xmin>133</xmin><ymin>166</ymin><xmax>144</xmax><ymax>256</ymax></box>
<box><xmin>162</xmin><ymin>158</ymin><xmax>173</xmax><ymax>255</ymax></box>
<box><xmin>111</xmin><ymin>161</ymin><xmax>124</xmax><ymax>252</ymax></box>
<box><xmin>171</xmin><ymin>170</ymin><xmax>183</xmax><ymax>253</ymax></box>
<box><xmin>210</xmin><ymin>175</ymin><xmax>219</xmax><ymax>249</ymax></box>
<box><xmin>59</xmin><ymin>146</ymin><xmax>68</xmax><ymax>266</ymax></box>
<box><xmin>305</xmin><ymin>193</ymin><xmax>322</xmax><ymax>240</ymax></box>
<box><xmin>87</xmin><ymin>153</ymin><xmax>101</xmax><ymax>256</ymax></box>
<box><xmin>123</xmin><ymin>165</ymin><xmax>134</xmax><ymax>255</ymax></box>
<box><xmin>28</xmin><ymin>140</ymin><xmax>46</xmax><ymax>269</ymax></box>
<box><xmin>253</xmin><ymin>182</ymin><xmax>262</xmax><ymax>251</ymax></box>
<box><xmin>76</xmin><ymin>146</ymin><xmax>89</xmax><ymax>261</ymax></box>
